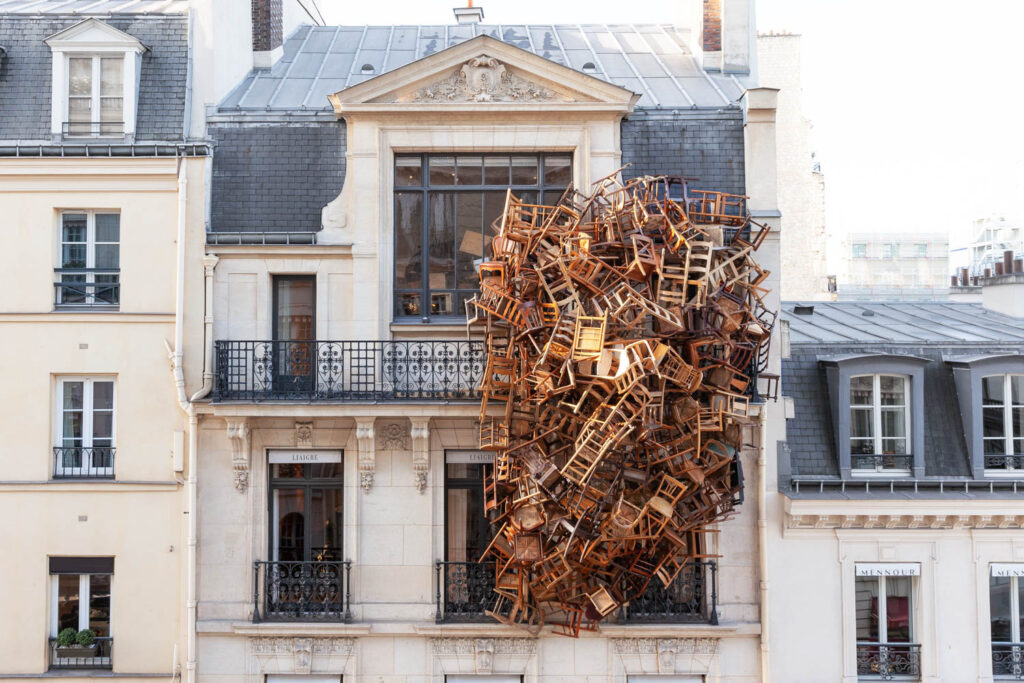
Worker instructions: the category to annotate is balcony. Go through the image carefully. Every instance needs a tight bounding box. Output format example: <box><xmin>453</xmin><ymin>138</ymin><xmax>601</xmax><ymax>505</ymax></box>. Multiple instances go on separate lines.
<box><xmin>54</xmin><ymin>269</ymin><xmax>120</xmax><ymax>309</ymax></box>
<box><xmin>851</xmin><ymin>455</ymin><xmax>913</xmax><ymax>473</ymax></box>
<box><xmin>53</xmin><ymin>447</ymin><xmax>115</xmax><ymax>479</ymax></box>
<box><xmin>993</xmin><ymin>642</ymin><xmax>1024</xmax><ymax>679</ymax></box>
<box><xmin>856</xmin><ymin>642</ymin><xmax>921</xmax><ymax>680</ymax></box>
<box><xmin>48</xmin><ymin>636</ymin><xmax>112</xmax><ymax>670</ymax></box>
<box><xmin>252</xmin><ymin>560</ymin><xmax>352</xmax><ymax>622</ymax></box>
<box><xmin>215</xmin><ymin>340</ymin><xmax>484</xmax><ymax>402</ymax></box>
<box><xmin>433</xmin><ymin>560</ymin><xmax>718</xmax><ymax>625</ymax></box>
<box><xmin>986</xmin><ymin>455</ymin><xmax>1024</xmax><ymax>472</ymax></box>
<box><xmin>62</xmin><ymin>121</ymin><xmax>124</xmax><ymax>139</ymax></box>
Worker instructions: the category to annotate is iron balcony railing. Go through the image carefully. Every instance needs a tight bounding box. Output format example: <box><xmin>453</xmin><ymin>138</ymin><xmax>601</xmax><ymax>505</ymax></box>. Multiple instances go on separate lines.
<box><xmin>253</xmin><ymin>560</ymin><xmax>352</xmax><ymax>622</ymax></box>
<box><xmin>986</xmin><ymin>455</ymin><xmax>1024</xmax><ymax>471</ymax></box>
<box><xmin>851</xmin><ymin>454</ymin><xmax>913</xmax><ymax>472</ymax></box>
<box><xmin>215</xmin><ymin>340</ymin><xmax>484</xmax><ymax>401</ymax></box>
<box><xmin>54</xmin><ymin>269</ymin><xmax>120</xmax><ymax>308</ymax></box>
<box><xmin>856</xmin><ymin>642</ymin><xmax>921</xmax><ymax>680</ymax></box>
<box><xmin>433</xmin><ymin>560</ymin><xmax>717</xmax><ymax>625</ymax></box>
<box><xmin>994</xmin><ymin>642</ymin><xmax>1024</xmax><ymax>679</ymax></box>
<box><xmin>49</xmin><ymin>636</ymin><xmax>112</xmax><ymax>670</ymax></box>
<box><xmin>53</xmin><ymin>447</ymin><xmax>115</xmax><ymax>479</ymax></box>
<box><xmin>62</xmin><ymin>121</ymin><xmax>125</xmax><ymax>138</ymax></box>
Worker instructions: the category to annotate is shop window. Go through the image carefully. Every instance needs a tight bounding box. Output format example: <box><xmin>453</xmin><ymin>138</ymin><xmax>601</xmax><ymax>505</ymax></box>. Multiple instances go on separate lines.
<box><xmin>990</xmin><ymin>564</ymin><xmax>1024</xmax><ymax>678</ymax></box>
<box><xmin>854</xmin><ymin>563</ymin><xmax>920</xmax><ymax>680</ymax></box>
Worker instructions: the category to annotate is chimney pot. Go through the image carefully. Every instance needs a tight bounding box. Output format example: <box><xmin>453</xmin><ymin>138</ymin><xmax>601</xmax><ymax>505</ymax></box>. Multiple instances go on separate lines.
<box><xmin>252</xmin><ymin>0</ymin><xmax>283</xmax><ymax>67</ymax></box>
<box><xmin>950</xmin><ymin>275</ymin><xmax>958</xmax><ymax>287</ymax></box>
<box><xmin>985</xmin><ymin>268</ymin><xmax>992</xmax><ymax>278</ymax></box>
<box><xmin>453</xmin><ymin>4</ymin><xmax>484</xmax><ymax>24</ymax></box>
<box><xmin>995</xmin><ymin>262</ymin><xmax>1005</xmax><ymax>276</ymax></box>
<box><xmin>1005</xmin><ymin>250</ymin><xmax>1015</xmax><ymax>273</ymax></box>
<box><xmin>1016</xmin><ymin>259</ymin><xmax>1024</xmax><ymax>274</ymax></box>
<box><xmin>960</xmin><ymin>267</ymin><xmax>969</xmax><ymax>286</ymax></box>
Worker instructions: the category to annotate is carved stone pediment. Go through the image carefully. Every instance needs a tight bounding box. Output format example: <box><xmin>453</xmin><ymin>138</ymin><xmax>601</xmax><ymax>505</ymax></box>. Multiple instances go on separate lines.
<box><xmin>408</xmin><ymin>55</ymin><xmax>563</xmax><ymax>103</ymax></box>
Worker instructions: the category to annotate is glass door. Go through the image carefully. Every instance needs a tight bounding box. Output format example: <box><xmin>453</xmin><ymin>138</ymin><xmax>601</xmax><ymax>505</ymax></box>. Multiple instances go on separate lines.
<box><xmin>270</xmin><ymin>461</ymin><xmax>343</xmax><ymax>562</ymax></box>
<box><xmin>272</xmin><ymin>276</ymin><xmax>315</xmax><ymax>396</ymax></box>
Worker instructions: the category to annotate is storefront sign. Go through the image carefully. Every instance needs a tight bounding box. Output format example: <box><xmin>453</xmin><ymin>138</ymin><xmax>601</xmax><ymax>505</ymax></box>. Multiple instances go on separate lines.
<box><xmin>445</xmin><ymin>450</ymin><xmax>494</xmax><ymax>464</ymax></box>
<box><xmin>855</xmin><ymin>562</ymin><xmax>920</xmax><ymax>576</ymax></box>
<box><xmin>991</xmin><ymin>563</ymin><xmax>1024</xmax><ymax>577</ymax></box>
<box><xmin>268</xmin><ymin>450</ymin><xmax>342</xmax><ymax>464</ymax></box>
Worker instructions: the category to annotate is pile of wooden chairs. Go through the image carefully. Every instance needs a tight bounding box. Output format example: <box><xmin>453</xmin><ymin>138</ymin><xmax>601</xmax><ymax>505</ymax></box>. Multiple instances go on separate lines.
<box><xmin>466</xmin><ymin>172</ymin><xmax>776</xmax><ymax>635</ymax></box>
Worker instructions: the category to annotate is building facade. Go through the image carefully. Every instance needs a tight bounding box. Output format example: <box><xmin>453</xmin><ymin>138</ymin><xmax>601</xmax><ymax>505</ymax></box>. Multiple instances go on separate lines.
<box><xmin>190</xmin><ymin>1</ymin><xmax>781</xmax><ymax>681</ymax></box>
<box><xmin>838</xmin><ymin>232</ymin><xmax>950</xmax><ymax>301</ymax></box>
<box><xmin>769</xmin><ymin>295</ymin><xmax>1024</xmax><ymax>681</ymax></box>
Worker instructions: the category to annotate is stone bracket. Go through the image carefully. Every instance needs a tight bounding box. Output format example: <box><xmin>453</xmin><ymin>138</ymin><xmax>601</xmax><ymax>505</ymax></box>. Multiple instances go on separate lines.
<box><xmin>355</xmin><ymin>417</ymin><xmax>375</xmax><ymax>492</ymax></box>
<box><xmin>411</xmin><ymin>417</ymin><xmax>430</xmax><ymax>493</ymax></box>
<box><xmin>227</xmin><ymin>418</ymin><xmax>250</xmax><ymax>492</ymax></box>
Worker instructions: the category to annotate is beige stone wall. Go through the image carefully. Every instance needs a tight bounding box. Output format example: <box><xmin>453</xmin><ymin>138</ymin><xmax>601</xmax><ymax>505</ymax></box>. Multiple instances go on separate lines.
<box><xmin>757</xmin><ymin>35</ymin><xmax>830</xmax><ymax>301</ymax></box>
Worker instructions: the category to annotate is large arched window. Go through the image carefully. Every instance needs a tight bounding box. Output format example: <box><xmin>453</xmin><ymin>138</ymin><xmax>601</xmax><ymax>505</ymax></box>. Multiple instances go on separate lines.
<box><xmin>850</xmin><ymin>374</ymin><xmax>911</xmax><ymax>473</ymax></box>
<box><xmin>982</xmin><ymin>374</ymin><xmax>1024</xmax><ymax>470</ymax></box>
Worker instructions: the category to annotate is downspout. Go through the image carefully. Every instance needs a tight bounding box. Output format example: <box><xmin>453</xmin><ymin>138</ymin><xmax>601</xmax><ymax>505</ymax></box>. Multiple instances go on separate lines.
<box><xmin>758</xmin><ymin>403</ymin><xmax>771</xmax><ymax>681</ymax></box>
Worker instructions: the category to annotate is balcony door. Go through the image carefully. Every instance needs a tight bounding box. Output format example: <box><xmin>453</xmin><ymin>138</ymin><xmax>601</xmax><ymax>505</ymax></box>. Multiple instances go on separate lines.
<box><xmin>272</xmin><ymin>276</ymin><xmax>316</xmax><ymax>396</ymax></box>
<box><xmin>269</xmin><ymin>453</ymin><xmax>343</xmax><ymax>562</ymax></box>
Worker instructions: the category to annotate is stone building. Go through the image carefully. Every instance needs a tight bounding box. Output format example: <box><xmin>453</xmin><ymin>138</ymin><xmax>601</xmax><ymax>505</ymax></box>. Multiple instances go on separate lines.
<box><xmin>838</xmin><ymin>232</ymin><xmax>950</xmax><ymax>301</ymax></box>
<box><xmin>189</xmin><ymin>0</ymin><xmax>782</xmax><ymax>681</ymax></box>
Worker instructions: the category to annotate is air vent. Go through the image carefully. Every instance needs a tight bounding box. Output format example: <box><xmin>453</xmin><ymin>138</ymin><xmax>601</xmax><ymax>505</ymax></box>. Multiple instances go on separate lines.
<box><xmin>581</xmin><ymin>61</ymin><xmax>597</xmax><ymax>73</ymax></box>
<box><xmin>360</xmin><ymin>64</ymin><xmax>375</xmax><ymax>74</ymax></box>
<box><xmin>862</xmin><ymin>310</ymin><xmax>875</xmax><ymax>317</ymax></box>
<box><xmin>793</xmin><ymin>304</ymin><xmax>814</xmax><ymax>315</ymax></box>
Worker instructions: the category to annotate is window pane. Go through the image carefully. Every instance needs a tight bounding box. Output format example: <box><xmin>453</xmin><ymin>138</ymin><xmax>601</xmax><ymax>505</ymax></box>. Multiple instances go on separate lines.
<box><xmin>984</xmin><ymin>407</ymin><xmax>1006</xmax><ymax>439</ymax></box>
<box><xmin>395</xmin><ymin>156</ymin><xmax>421</xmax><ymax>186</ymax></box>
<box><xmin>100</xmin><ymin>57</ymin><xmax>123</xmax><ymax>96</ymax></box>
<box><xmin>850</xmin><ymin>376</ymin><xmax>873</xmax><ymax>405</ymax></box>
<box><xmin>983</xmin><ymin>375</ymin><xmax>1005</xmax><ymax>405</ymax></box>
<box><xmin>88</xmin><ymin>574</ymin><xmax>111</xmax><ymax>636</ymax></box>
<box><xmin>1013</xmin><ymin>407</ymin><xmax>1023</xmax><ymax>440</ymax></box>
<box><xmin>92</xmin><ymin>413</ymin><xmax>113</xmax><ymax>442</ymax></box>
<box><xmin>511</xmin><ymin>156</ymin><xmax>538</xmax><ymax>184</ymax></box>
<box><xmin>309</xmin><ymin>488</ymin><xmax>343</xmax><ymax>560</ymax></box>
<box><xmin>879</xmin><ymin>376</ymin><xmax>905</xmax><ymax>406</ymax></box>
<box><xmin>274</xmin><ymin>488</ymin><xmax>305</xmax><ymax>561</ymax></box>
<box><xmin>986</xmin><ymin>438</ymin><xmax>1008</xmax><ymax>456</ymax></box>
<box><xmin>57</xmin><ymin>575</ymin><xmax>80</xmax><ymax>633</ymax></box>
<box><xmin>428</xmin><ymin>156</ymin><xmax>455</xmax><ymax>185</ymax></box>
<box><xmin>855</xmin><ymin>576</ymin><xmax>880</xmax><ymax>641</ymax></box>
<box><xmin>394</xmin><ymin>193</ymin><xmax>423</xmax><ymax>290</ymax></box>
<box><xmin>850</xmin><ymin>407</ymin><xmax>873</xmax><ymax>438</ymax></box>
<box><xmin>483</xmin><ymin>191</ymin><xmax>507</xmax><ymax>240</ymax></box>
<box><xmin>886</xmin><ymin>576</ymin><xmax>912</xmax><ymax>642</ymax></box>
<box><xmin>62</xmin><ymin>245</ymin><xmax>87</xmax><ymax>269</ymax></box>
<box><xmin>850</xmin><ymin>438</ymin><xmax>875</xmax><ymax>455</ymax></box>
<box><xmin>274</xmin><ymin>278</ymin><xmax>314</xmax><ymax>342</ymax></box>
<box><xmin>273</xmin><ymin>464</ymin><xmax>304</xmax><ymax>479</ymax></box>
<box><xmin>484</xmin><ymin>156</ymin><xmax>509</xmax><ymax>185</ymax></box>
<box><xmin>69</xmin><ymin>98</ymin><xmax>92</xmax><ymax>125</ymax></box>
<box><xmin>63</xmin><ymin>382</ymin><xmax>84</xmax><ymax>410</ymax></box>
<box><xmin>544</xmin><ymin>155</ymin><xmax>572</xmax><ymax>187</ymax></box>
<box><xmin>881</xmin><ymin>438</ymin><xmax>907</xmax><ymax>455</ymax></box>
<box><xmin>1012</xmin><ymin>376</ymin><xmax>1024</xmax><ymax>405</ymax></box>
<box><xmin>62</xmin><ymin>214</ymin><xmax>87</xmax><ymax>242</ymax></box>
<box><xmin>991</xmin><ymin>576</ymin><xmax>1013</xmax><ymax>641</ymax></box>
<box><xmin>880</xmin><ymin>407</ymin><xmax>906</xmax><ymax>439</ymax></box>
<box><xmin>95</xmin><ymin>214</ymin><xmax>119</xmax><ymax>242</ymax></box>
<box><xmin>95</xmin><ymin>244</ymin><xmax>119</xmax><ymax>270</ymax></box>
<box><xmin>1015</xmin><ymin>438</ymin><xmax>1024</xmax><ymax>456</ymax></box>
<box><xmin>397</xmin><ymin>292</ymin><xmax>420</xmax><ymax>318</ymax></box>
<box><xmin>62</xmin><ymin>412</ymin><xmax>83</xmax><ymax>447</ymax></box>
<box><xmin>455</xmin><ymin>156</ymin><xmax>482</xmax><ymax>185</ymax></box>
<box><xmin>431</xmin><ymin>291</ymin><xmax>454</xmax><ymax>316</ymax></box>
<box><xmin>428</xmin><ymin>193</ymin><xmax>455</xmax><ymax>291</ymax></box>
<box><xmin>309</xmin><ymin>463</ymin><xmax>341</xmax><ymax>479</ymax></box>
<box><xmin>69</xmin><ymin>58</ymin><xmax>92</xmax><ymax>96</ymax></box>
<box><xmin>100</xmin><ymin>98</ymin><xmax>123</xmax><ymax>130</ymax></box>
<box><xmin>456</xmin><ymin>192</ymin><xmax>483</xmax><ymax>290</ymax></box>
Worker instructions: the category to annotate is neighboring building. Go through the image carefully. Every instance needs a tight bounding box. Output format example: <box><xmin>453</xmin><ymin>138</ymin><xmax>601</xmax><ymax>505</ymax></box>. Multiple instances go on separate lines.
<box><xmin>757</xmin><ymin>32</ymin><xmax>830</xmax><ymax>301</ymax></box>
<box><xmin>769</xmin><ymin>292</ymin><xmax>1024</xmax><ymax>680</ymax></box>
<box><xmin>952</xmin><ymin>215</ymin><xmax>1024</xmax><ymax>277</ymax></box>
<box><xmin>838</xmin><ymin>232</ymin><xmax>949</xmax><ymax>301</ymax></box>
<box><xmin>190</xmin><ymin>0</ymin><xmax>782</xmax><ymax>681</ymax></box>
<box><xmin>0</xmin><ymin>0</ymin><xmax>207</xmax><ymax>679</ymax></box>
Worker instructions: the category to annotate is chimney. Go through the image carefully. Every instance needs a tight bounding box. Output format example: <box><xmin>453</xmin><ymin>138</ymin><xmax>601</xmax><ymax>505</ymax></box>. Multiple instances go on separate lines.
<box><xmin>980</xmin><ymin>249</ymin><xmax>1024</xmax><ymax>318</ymax></box>
<box><xmin>453</xmin><ymin>1</ymin><xmax>484</xmax><ymax>24</ymax></box>
<box><xmin>694</xmin><ymin>0</ymin><xmax>750</xmax><ymax>74</ymax></box>
<box><xmin>252</xmin><ymin>0</ymin><xmax>283</xmax><ymax>69</ymax></box>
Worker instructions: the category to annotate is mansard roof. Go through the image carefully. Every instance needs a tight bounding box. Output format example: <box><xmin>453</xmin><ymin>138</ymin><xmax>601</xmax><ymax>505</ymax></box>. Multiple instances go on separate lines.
<box><xmin>218</xmin><ymin>23</ymin><xmax>751</xmax><ymax>113</ymax></box>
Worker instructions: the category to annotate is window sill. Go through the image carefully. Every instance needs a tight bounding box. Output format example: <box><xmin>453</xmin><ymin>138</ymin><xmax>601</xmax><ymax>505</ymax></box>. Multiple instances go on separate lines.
<box><xmin>851</xmin><ymin>470</ymin><xmax>912</xmax><ymax>478</ymax></box>
<box><xmin>53</xmin><ymin>306</ymin><xmax>120</xmax><ymax>313</ymax></box>
<box><xmin>390</xmin><ymin>321</ymin><xmax>470</xmax><ymax>333</ymax></box>
<box><xmin>985</xmin><ymin>470</ymin><xmax>1024</xmax><ymax>478</ymax></box>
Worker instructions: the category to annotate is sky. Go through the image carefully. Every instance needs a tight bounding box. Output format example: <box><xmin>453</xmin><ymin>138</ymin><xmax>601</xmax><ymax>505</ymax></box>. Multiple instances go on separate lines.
<box><xmin>316</xmin><ymin>0</ymin><xmax>1024</xmax><ymax>250</ymax></box>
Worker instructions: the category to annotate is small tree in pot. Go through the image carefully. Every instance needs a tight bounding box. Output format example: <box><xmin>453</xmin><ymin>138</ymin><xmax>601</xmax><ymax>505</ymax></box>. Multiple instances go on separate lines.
<box><xmin>55</xmin><ymin>628</ymin><xmax>97</xmax><ymax>658</ymax></box>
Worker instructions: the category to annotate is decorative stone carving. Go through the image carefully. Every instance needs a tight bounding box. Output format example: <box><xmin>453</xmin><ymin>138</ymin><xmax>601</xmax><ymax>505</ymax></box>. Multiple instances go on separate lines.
<box><xmin>294</xmin><ymin>421</ymin><xmax>313</xmax><ymax>448</ymax></box>
<box><xmin>413</xmin><ymin>55</ymin><xmax>558</xmax><ymax>103</ymax></box>
<box><xmin>787</xmin><ymin>511</ymin><xmax>1024</xmax><ymax>530</ymax></box>
<box><xmin>657</xmin><ymin>639</ymin><xmax>677</xmax><ymax>673</ymax></box>
<box><xmin>293</xmin><ymin>638</ymin><xmax>312</xmax><ymax>674</ymax></box>
<box><xmin>226</xmin><ymin>419</ymin><xmax>250</xmax><ymax>492</ymax></box>
<box><xmin>410</xmin><ymin>417</ymin><xmax>430</xmax><ymax>493</ymax></box>
<box><xmin>612</xmin><ymin>638</ymin><xmax>718</xmax><ymax>656</ymax></box>
<box><xmin>376</xmin><ymin>421</ymin><xmax>410</xmax><ymax>450</ymax></box>
<box><xmin>430</xmin><ymin>637</ymin><xmax>536</xmax><ymax>655</ymax></box>
<box><xmin>474</xmin><ymin>638</ymin><xmax>494</xmax><ymax>674</ymax></box>
<box><xmin>355</xmin><ymin>417</ymin><xmax>375</xmax><ymax>492</ymax></box>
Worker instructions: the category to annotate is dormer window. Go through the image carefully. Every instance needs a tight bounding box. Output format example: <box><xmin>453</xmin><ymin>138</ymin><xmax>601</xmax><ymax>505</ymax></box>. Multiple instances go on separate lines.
<box><xmin>850</xmin><ymin>374</ymin><xmax>911</xmax><ymax>474</ymax></box>
<box><xmin>45</xmin><ymin>19</ymin><xmax>147</xmax><ymax>143</ymax></box>
<box><xmin>982</xmin><ymin>374</ymin><xmax>1024</xmax><ymax>471</ymax></box>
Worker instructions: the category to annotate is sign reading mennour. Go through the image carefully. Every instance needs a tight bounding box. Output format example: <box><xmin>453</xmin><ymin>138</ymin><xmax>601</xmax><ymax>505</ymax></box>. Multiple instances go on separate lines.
<box><xmin>268</xmin><ymin>450</ymin><xmax>342</xmax><ymax>464</ymax></box>
<box><xmin>991</xmin><ymin>563</ymin><xmax>1024</xmax><ymax>577</ymax></box>
<box><xmin>855</xmin><ymin>562</ymin><xmax>921</xmax><ymax>577</ymax></box>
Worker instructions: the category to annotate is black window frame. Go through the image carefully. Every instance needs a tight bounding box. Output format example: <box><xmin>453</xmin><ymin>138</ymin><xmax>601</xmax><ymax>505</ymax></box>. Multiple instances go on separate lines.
<box><xmin>267</xmin><ymin>457</ymin><xmax>344</xmax><ymax>563</ymax></box>
<box><xmin>443</xmin><ymin>452</ymin><xmax>495</xmax><ymax>563</ymax></box>
<box><xmin>393</xmin><ymin>152</ymin><xmax>572</xmax><ymax>323</ymax></box>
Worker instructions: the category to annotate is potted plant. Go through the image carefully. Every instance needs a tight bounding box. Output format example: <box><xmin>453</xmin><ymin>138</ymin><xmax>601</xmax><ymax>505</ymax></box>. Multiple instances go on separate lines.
<box><xmin>55</xmin><ymin>628</ymin><xmax>97</xmax><ymax>658</ymax></box>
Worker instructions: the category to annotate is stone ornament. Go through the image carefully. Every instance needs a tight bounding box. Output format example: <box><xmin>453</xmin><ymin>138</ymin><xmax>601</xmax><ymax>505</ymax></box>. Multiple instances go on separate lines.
<box><xmin>474</xmin><ymin>638</ymin><xmax>494</xmax><ymax>674</ymax></box>
<box><xmin>226</xmin><ymin>418</ymin><xmax>250</xmax><ymax>492</ymax></box>
<box><xmin>293</xmin><ymin>638</ymin><xmax>312</xmax><ymax>674</ymax></box>
<box><xmin>248</xmin><ymin>637</ymin><xmax>355</xmax><ymax>677</ymax></box>
<box><xmin>376</xmin><ymin>421</ymin><xmax>410</xmax><ymax>450</ymax></box>
<box><xmin>414</xmin><ymin>55</ymin><xmax>558</xmax><ymax>103</ymax></box>
<box><xmin>294</xmin><ymin>421</ymin><xmax>313</xmax><ymax>448</ymax></box>
<box><xmin>355</xmin><ymin>418</ymin><xmax>375</xmax><ymax>492</ymax></box>
<box><xmin>430</xmin><ymin>637</ymin><xmax>537</xmax><ymax>655</ymax></box>
<box><xmin>612</xmin><ymin>638</ymin><xmax>719</xmax><ymax>674</ymax></box>
<box><xmin>411</xmin><ymin>417</ymin><xmax>430</xmax><ymax>493</ymax></box>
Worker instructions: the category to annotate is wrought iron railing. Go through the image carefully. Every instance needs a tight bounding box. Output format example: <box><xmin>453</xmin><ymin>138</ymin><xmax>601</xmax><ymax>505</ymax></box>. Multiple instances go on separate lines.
<box><xmin>215</xmin><ymin>340</ymin><xmax>484</xmax><ymax>401</ymax></box>
<box><xmin>994</xmin><ymin>642</ymin><xmax>1024</xmax><ymax>679</ymax></box>
<box><xmin>49</xmin><ymin>636</ymin><xmax>112</xmax><ymax>670</ymax></box>
<box><xmin>851</xmin><ymin>454</ymin><xmax>913</xmax><ymax>472</ymax></box>
<box><xmin>619</xmin><ymin>560</ymin><xmax>717</xmax><ymax>624</ymax></box>
<box><xmin>856</xmin><ymin>642</ymin><xmax>921</xmax><ymax>680</ymax></box>
<box><xmin>253</xmin><ymin>560</ymin><xmax>351</xmax><ymax>622</ymax></box>
<box><xmin>53</xmin><ymin>447</ymin><xmax>115</xmax><ymax>479</ymax></box>
<box><xmin>986</xmin><ymin>455</ymin><xmax>1024</xmax><ymax>471</ymax></box>
<box><xmin>63</xmin><ymin>121</ymin><xmax>124</xmax><ymax>138</ymax></box>
<box><xmin>435</xmin><ymin>560</ymin><xmax>496</xmax><ymax>623</ymax></box>
<box><xmin>54</xmin><ymin>269</ymin><xmax>120</xmax><ymax>307</ymax></box>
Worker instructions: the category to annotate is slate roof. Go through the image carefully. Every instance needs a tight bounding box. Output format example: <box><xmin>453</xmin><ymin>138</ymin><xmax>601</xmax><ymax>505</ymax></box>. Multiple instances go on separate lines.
<box><xmin>218</xmin><ymin>23</ymin><xmax>751</xmax><ymax>113</ymax></box>
<box><xmin>0</xmin><ymin>0</ymin><xmax>187</xmax><ymax>13</ymax></box>
<box><xmin>780</xmin><ymin>301</ymin><xmax>1024</xmax><ymax>492</ymax></box>
<box><xmin>0</xmin><ymin>12</ymin><xmax>188</xmax><ymax>142</ymax></box>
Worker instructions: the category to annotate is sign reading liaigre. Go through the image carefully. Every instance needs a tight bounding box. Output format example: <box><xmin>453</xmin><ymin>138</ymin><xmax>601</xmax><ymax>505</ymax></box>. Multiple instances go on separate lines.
<box><xmin>855</xmin><ymin>562</ymin><xmax>921</xmax><ymax>577</ymax></box>
<box><xmin>445</xmin><ymin>450</ymin><xmax>494</xmax><ymax>464</ymax></box>
<box><xmin>268</xmin><ymin>450</ymin><xmax>342</xmax><ymax>464</ymax></box>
